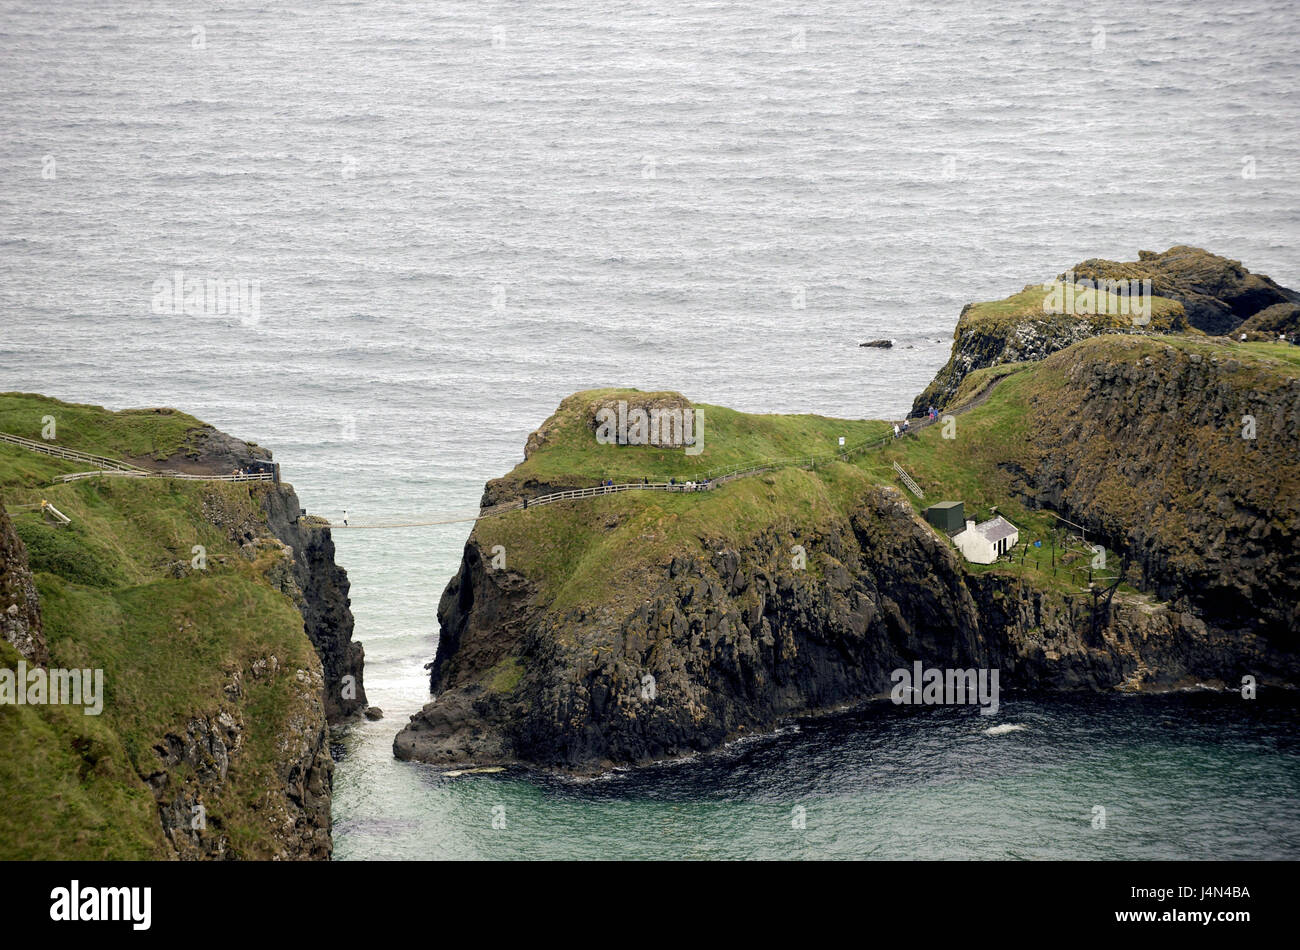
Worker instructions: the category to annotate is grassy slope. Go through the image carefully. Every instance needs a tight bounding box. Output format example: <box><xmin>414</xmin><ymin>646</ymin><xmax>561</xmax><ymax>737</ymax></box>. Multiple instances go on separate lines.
<box><xmin>498</xmin><ymin>387</ymin><xmax>892</xmax><ymax>486</ymax></box>
<box><xmin>467</xmin><ymin>336</ymin><xmax>1298</xmax><ymax>675</ymax></box>
<box><xmin>0</xmin><ymin>392</ymin><xmax>208</xmax><ymax>462</ymax></box>
<box><xmin>956</xmin><ymin>283</ymin><xmax>1187</xmax><ymax>334</ymax></box>
<box><xmin>0</xmin><ymin>395</ymin><xmax>316</xmax><ymax>859</ymax></box>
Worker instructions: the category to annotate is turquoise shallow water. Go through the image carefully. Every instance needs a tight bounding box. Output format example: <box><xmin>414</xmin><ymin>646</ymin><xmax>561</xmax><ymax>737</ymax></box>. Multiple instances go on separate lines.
<box><xmin>332</xmin><ymin>692</ymin><xmax>1300</xmax><ymax>861</ymax></box>
<box><xmin>1</xmin><ymin>0</ymin><xmax>1297</xmax><ymax>859</ymax></box>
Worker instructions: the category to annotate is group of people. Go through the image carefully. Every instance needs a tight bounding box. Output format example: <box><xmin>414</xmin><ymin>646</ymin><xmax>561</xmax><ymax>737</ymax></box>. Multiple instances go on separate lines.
<box><xmin>668</xmin><ymin>477</ymin><xmax>711</xmax><ymax>492</ymax></box>
<box><xmin>1239</xmin><ymin>331</ymin><xmax>1298</xmax><ymax>344</ymax></box>
<box><xmin>892</xmin><ymin>405</ymin><xmax>940</xmax><ymax>438</ymax></box>
<box><xmin>593</xmin><ymin>476</ymin><xmax>713</xmax><ymax>492</ymax></box>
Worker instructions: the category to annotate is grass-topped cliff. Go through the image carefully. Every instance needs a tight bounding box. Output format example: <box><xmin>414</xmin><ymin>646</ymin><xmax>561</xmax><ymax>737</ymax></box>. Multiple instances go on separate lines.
<box><xmin>0</xmin><ymin>393</ymin><xmax>362</xmax><ymax>859</ymax></box>
<box><xmin>397</xmin><ymin>333</ymin><xmax>1299</xmax><ymax>772</ymax></box>
<box><xmin>478</xmin><ymin>388</ymin><xmax>890</xmax><ymax>507</ymax></box>
<box><xmin>910</xmin><ymin>246</ymin><xmax>1297</xmax><ymax>415</ymax></box>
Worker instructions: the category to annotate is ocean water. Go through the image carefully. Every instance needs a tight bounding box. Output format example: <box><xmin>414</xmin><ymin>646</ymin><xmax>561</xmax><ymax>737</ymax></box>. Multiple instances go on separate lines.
<box><xmin>1</xmin><ymin>0</ymin><xmax>1296</xmax><ymax>860</ymax></box>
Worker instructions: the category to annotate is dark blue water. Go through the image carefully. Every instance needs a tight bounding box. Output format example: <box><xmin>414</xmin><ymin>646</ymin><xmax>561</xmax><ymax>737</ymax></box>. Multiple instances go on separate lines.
<box><xmin>334</xmin><ymin>691</ymin><xmax>1300</xmax><ymax>860</ymax></box>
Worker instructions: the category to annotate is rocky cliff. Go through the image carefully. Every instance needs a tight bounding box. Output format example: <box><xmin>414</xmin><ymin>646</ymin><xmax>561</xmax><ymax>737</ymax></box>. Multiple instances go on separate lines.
<box><xmin>0</xmin><ymin>393</ymin><xmax>361</xmax><ymax>859</ymax></box>
<box><xmin>911</xmin><ymin>246</ymin><xmax>1298</xmax><ymax>415</ymax></box>
<box><xmin>0</xmin><ymin>492</ymin><xmax>47</xmax><ymax>665</ymax></box>
<box><xmin>396</xmin><ymin>332</ymin><xmax>1299</xmax><ymax>774</ymax></box>
<box><xmin>261</xmin><ymin>485</ymin><xmax>367</xmax><ymax>720</ymax></box>
<box><xmin>1067</xmin><ymin>245</ymin><xmax>1300</xmax><ymax>335</ymax></box>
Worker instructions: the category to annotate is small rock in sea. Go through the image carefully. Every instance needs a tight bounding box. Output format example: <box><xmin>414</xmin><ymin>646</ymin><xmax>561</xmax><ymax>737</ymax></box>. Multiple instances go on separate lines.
<box><xmin>859</xmin><ymin>339</ymin><xmax>893</xmax><ymax>349</ymax></box>
<box><xmin>364</xmin><ymin>706</ymin><xmax>384</xmax><ymax>721</ymax></box>
<box><xmin>982</xmin><ymin>723</ymin><xmax>1026</xmax><ymax>736</ymax></box>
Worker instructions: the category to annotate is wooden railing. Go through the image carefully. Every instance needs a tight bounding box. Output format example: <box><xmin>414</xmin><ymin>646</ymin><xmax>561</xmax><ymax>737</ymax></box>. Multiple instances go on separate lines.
<box><xmin>0</xmin><ymin>430</ymin><xmax>274</xmax><ymax>485</ymax></box>
<box><xmin>56</xmin><ymin>469</ymin><xmax>273</xmax><ymax>484</ymax></box>
<box><xmin>0</xmin><ymin>431</ymin><xmax>148</xmax><ymax>472</ymax></box>
<box><xmin>334</xmin><ymin>427</ymin><xmax>929</xmax><ymax>528</ymax></box>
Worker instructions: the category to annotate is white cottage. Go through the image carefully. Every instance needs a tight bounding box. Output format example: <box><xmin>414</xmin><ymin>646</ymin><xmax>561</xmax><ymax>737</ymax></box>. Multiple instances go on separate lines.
<box><xmin>952</xmin><ymin>515</ymin><xmax>1019</xmax><ymax>564</ymax></box>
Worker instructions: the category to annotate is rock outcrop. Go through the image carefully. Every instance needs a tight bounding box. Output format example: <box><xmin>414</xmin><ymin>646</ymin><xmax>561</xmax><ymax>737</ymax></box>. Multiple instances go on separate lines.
<box><xmin>261</xmin><ymin>486</ymin><xmax>367</xmax><ymax>720</ymax></box>
<box><xmin>398</xmin><ymin>483</ymin><xmax>1293</xmax><ymax>772</ymax></box>
<box><xmin>1066</xmin><ymin>245</ymin><xmax>1300</xmax><ymax>335</ymax></box>
<box><xmin>0</xmin><ymin>492</ymin><xmax>47</xmax><ymax>665</ymax></box>
<box><xmin>0</xmin><ymin>395</ymin><xmax>363</xmax><ymax>859</ymax></box>
<box><xmin>1238</xmin><ymin>302</ymin><xmax>1300</xmax><ymax>340</ymax></box>
<box><xmin>396</xmin><ymin>334</ymin><xmax>1299</xmax><ymax>773</ymax></box>
<box><xmin>195</xmin><ymin>475</ymin><xmax>366</xmax><ymax>722</ymax></box>
<box><xmin>127</xmin><ymin>413</ymin><xmax>275</xmax><ymax>476</ymax></box>
<box><xmin>148</xmin><ymin>660</ymin><xmax>332</xmax><ymax>862</ymax></box>
<box><xmin>1008</xmin><ymin>337</ymin><xmax>1300</xmax><ymax>643</ymax></box>
<box><xmin>148</xmin><ymin>664</ymin><xmax>333</xmax><ymax>860</ymax></box>
<box><xmin>911</xmin><ymin>246</ymin><xmax>1298</xmax><ymax>415</ymax></box>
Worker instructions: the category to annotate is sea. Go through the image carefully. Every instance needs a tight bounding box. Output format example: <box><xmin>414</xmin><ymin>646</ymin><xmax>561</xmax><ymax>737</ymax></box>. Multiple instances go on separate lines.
<box><xmin>1</xmin><ymin>0</ymin><xmax>1296</xmax><ymax>860</ymax></box>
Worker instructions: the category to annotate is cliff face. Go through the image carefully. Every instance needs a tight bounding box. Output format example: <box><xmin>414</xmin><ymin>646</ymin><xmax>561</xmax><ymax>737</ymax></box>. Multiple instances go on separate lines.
<box><xmin>136</xmin><ymin>482</ymin><xmax>344</xmax><ymax>859</ymax></box>
<box><xmin>0</xmin><ymin>492</ymin><xmax>47</xmax><ymax>665</ymax></box>
<box><xmin>910</xmin><ymin>305</ymin><xmax>1172</xmax><ymax>415</ymax></box>
<box><xmin>146</xmin><ymin>658</ymin><xmax>333</xmax><ymax>860</ymax></box>
<box><xmin>1067</xmin><ymin>245</ymin><xmax>1300</xmax><ymax>335</ymax></box>
<box><xmin>396</xmin><ymin>335</ymin><xmax>1299</xmax><ymax>773</ymax></box>
<box><xmin>0</xmin><ymin>393</ymin><xmax>363</xmax><ymax>859</ymax></box>
<box><xmin>261</xmin><ymin>485</ymin><xmax>367</xmax><ymax>720</ymax></box>
<box><xmin>911</xmin><ymin>246</ymin><xmax>1298</xmax><ymax>415</ymax></box>
<box><xmin>398</xmin><ymin>483</ymin><xmax>1291</xmax><ymax>772</ymax></box>
<box><xmin>1007</xmin><ymin>338</ymin><xmax>1300</xmax><ymax>643</ymax></box>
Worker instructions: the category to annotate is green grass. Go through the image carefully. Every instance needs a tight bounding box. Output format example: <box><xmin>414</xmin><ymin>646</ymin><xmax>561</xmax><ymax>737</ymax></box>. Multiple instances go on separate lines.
<box><xmin>0</xmin><ymin>640</ymin><xmax>168</xmax><ymax>859</ymax></box>
<box><xmin>879</xmin><ymin>333</ymin><xmax>1298</xmax><ymax>591</ymax></box>
<box><xmin>859</xmin><ymin>369</ymin><xmax>1114</xmax><ymax>592</ymax></box>
<box><xmin>471</xmin><ymin>332</ymin><xmax>1300</xmax><ymax>642</ymax></box>
<box><xmin>484</xmin><ymin>656</ymin><xmax>525</xmax><ymax>694</ymax></box>
<box><xmin>474</xmin><ymin>370</ymin><xmax>1094</xmax><ymax>623</ymax></box>
<box><xmin>480</xmin><ymin>463</ymin><xmax>871</xmax><ymax>616</ymax></box>
<box><xmin>497</xmin><ymin>388</ymin><xmax>891</xmax><ymax>491</ymax></box>
<box><xmin>0</xmin><ymin>392</ymin><xmax>208</xmax><ymax>463</ymax></box>
<box><xmin>956</xmin><ymin>283</ymin><xmax>1187</xmax><ymax>334</ymax></box>
<box><xmin>1238</xmin><ymin>339</ymin><xmax>1300</xmax><ymax>369</ymax></box>
<box><xmin>0</xmin><ymin>401</ymin><xmax>323</xmax><ymax>859</ymax></box>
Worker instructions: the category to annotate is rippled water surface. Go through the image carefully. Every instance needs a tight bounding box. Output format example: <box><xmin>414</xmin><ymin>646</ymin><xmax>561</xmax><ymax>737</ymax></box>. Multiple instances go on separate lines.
<box><xmin>1</xmin><ymin>0</ymin><xmax>1297</xmax><ymax>859</ymax></box>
